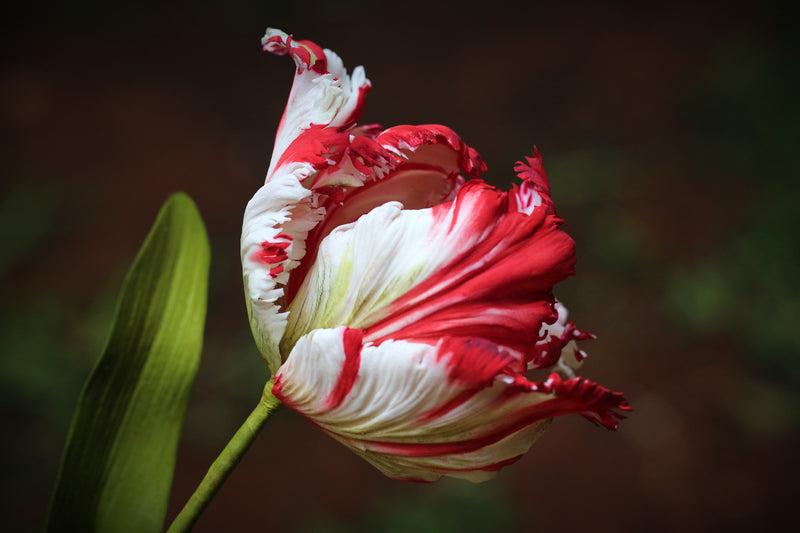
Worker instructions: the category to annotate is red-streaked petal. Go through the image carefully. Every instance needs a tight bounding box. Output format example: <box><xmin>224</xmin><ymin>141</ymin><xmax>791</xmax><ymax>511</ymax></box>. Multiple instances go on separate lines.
<box><xmin>283</xmin><ymin>124</ymin><xmax>484</xmax><ymax>305</ymax></box>
<box><xmin>248</xmin><ymin>26</ymin><xmax>629</xmax><ymax>483</ymax></box>
<box><xmin>247</xmin><ymin>30</ymin><xmax>491</xmax><ymax>367</ymax></box>
<box><xmin>510</xmin><ymin>147</ymin><xmax>555</xmax><ymax>215</ymax></box>
<box><xmin>241</xmin><ymin>173</ymin><xmax>323</xmax><ymax>372</ymax></box>
<box><xmin>261</xmin><ymin>29</ymin><xmax>372</xmax><ymax>180</ymax></box>
<box><xmin>365</xmin><ymin>178</ymin><xmax>575</xmax><ymax>357</ymax></box>
<box><xmin>531</xmin><ymin>300</ymin><xmax>595</xmax><ymax>372</ymax></box>
<box><xmin>325</xmin><ymin>328</ymin><xmax>364</xmax><ymax>409</ymax></box>
<box><xmin>280</xmin><ymin>201</ymin><xmax>436</xmax><ymax>352</ymax></box>
<box><xmin>276</xmin><ymin>123</ymin><xmax>484</xmax><ymax>195</ymax></box>
<box><xmin>274</xmin><ymin>331</ymin><xmax>628</xmax><ymax>482</ymax></box>
<box><xmin>273</xmin><ymin>125</ymin><xmax>355</xmax><ymax>178</ymax></box>
<box><xmin>376</xmin><ymin>124</ymin><xmax>486</xmax><ymax>180</ymax></box>
<box><xmin>262</xmin><ymin>29</ymin><xmax>328</xmax><ymax>74</ymax></box>
<box><xmin>523</xmin><ymin>372</ymin><xmax>632</xmax><ymax>429</ymax></box>
<box><xmin>281</xmin><ymin>165</ymin><xmax>575</xmax><ymax>358</ymax></box>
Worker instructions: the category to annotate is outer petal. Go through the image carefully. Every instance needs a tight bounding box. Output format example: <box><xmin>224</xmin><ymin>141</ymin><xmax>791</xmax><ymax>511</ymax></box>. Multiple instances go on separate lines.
<box><xmin>282</xmin><ymin>160</ymin><xmax>575</xmax><ymax>363</ymax></box>
<box><xmin>262</xmin><ymin>28</ymin><xmax>371</xmax><ymax>179</ymax></box>
<box><xmin>532</xmin><ymin>300</ymin><xmax>595</xmax><ymax>375</ymax></box>
<box><xmin>243</xmin><ymin>125</ymin><xmax>484</xmax><ymax>368</ymax></box>
<box><xmin>281</xmin><ymin>200</ymin><xmax>435</xmax><ymax>353</ymax></box>
<box><xmin>246</xmin><ymin>30</ymin><xmax>486</xmax><ymax>368</ymax></box>
<box><xmin>282</xmin><ymin>123</ymin><xmax>486</xmax><ymax>305</ymax></box>
<box><xmin>273</xmin><ymin>328</ymin><xmax>630</xmax><ymax>482</ymax></box>
<box><xmin>241</xmin><ymin>173</ymin><xmax>322</xmax><ymax>371</ymax></box>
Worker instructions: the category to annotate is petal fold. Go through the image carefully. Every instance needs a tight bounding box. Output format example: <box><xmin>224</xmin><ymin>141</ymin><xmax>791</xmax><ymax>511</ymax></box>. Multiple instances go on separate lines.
<box><xmin>262</xmin><ymin>28</ymin><xmax>372</xmax><ymax>179</ymax></box>
<box><xmin>245</xmin><ymin>31</ymin><xmax>488</xmax><ymax>368</ymax></box>
<box><xmin>280</xmin><ymin>123</ymin><xmax>485</xmax><ymax>314</ymax></box>
<box><xmin>274</xmin><ymin>329</ymin><xmax>629</xmax><ymax>482</ymax></box>
<box><xmin>241</xmin><ymin>173</ymin><xmax>321</xmax><ymax>371</ymax></box>
<box><xmin>245</xmin><ymin>29</ymin><xmax>630</xmax><ymax>484</ymax></box>
<box><xmin>283</xmin><ymin>167</ymin><xmax>576</xmax><ymax>363</ymax></box>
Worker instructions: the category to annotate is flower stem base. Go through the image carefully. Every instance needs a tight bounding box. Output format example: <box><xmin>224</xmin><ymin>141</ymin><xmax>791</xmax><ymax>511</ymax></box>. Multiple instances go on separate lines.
<box><xmin>166</xmin><ymin>377</ymin><xmax>282</xmax><ymax>533</ymax></box>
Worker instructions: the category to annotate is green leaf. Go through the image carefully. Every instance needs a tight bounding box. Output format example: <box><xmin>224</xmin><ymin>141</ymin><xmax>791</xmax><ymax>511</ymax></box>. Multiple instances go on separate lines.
<box><xmin>45</xmin><ymin>193</ymin><xmax>210</xmax><ymax>532</ymax></box>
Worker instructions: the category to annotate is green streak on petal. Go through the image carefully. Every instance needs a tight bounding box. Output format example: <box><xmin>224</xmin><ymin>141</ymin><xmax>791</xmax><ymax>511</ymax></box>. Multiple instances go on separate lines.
<box><xmin>282</xmin><ymin>231</ymin><xmax>428</xmax><ymax>353</ymax></box>
<box><xmin>353</xmin><ymin>262</ymin><xmax>425</xmax><ymax>327</ymax></box>
<box><xmin>326</xmin><ymin>243</ymin><xmax>356</xmax><ymax>324</ymax></box>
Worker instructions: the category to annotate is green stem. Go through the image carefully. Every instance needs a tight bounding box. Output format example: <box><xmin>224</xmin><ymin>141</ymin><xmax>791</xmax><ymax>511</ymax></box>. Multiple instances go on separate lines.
<box><xmin>166</xmin><ymin>377</ymin><xmax>282</xmax><ymax>533</ymax></box>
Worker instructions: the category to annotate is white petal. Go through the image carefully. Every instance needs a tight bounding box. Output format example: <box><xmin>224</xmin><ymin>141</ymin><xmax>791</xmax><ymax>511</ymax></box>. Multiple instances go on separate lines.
<box><xmin>241</xmin><ymin>170</ymin><xmax>323</xmax><ymax>371</ymax></box>
<box><xmin>274</xmin><ymin>330</ymin><xmax>557</xmax><ymax>482</ymax></box>
<box><xmin>281</xmin><ymin>201</ymin><xmax>451</xmax><ymax>351</ymax></box>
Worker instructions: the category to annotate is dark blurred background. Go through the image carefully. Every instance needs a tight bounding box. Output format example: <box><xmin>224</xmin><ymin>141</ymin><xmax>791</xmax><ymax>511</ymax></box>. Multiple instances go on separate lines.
<box><xmin>2</xmin><ymin>1</ymin><xmax>798</xmax><ymax>531</ymax></box>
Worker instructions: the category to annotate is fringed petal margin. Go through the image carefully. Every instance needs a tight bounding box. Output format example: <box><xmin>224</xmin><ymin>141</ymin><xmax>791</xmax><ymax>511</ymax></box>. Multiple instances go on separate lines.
<box><xmin>530</xmin><ymin>301</ymin><xmax>595</xmax><ymax>375</ymax></box>
<box><xmin>282</xmin><ymin>160</ymin><xmax>576</xmax><ymax>361</ymax></box>
<box><xmin>376</xmin><ymin>124</ymin><xmax>486</xmax><ymax>181</ymax></box>
<box><xmin>248</xmin><ymin>30</ymin><xmax>491</xmax><ymax>368</ymax></box>
<box><xmin>281</xmin><ymin>202</ymin><xmax>436</xmax><ymax>353</ymax></box>
<box><xmin>273</xmin><ymin>330</ymin><xmax>629</xmax><ymax>482</ymax></box>
<box><xmin>262</xmin><ymin>28</ymin><xmax>372</xmax><ymax>179</ymax></box>
<box><xmin>365</xmin><ymin>176</ymin><xmax>576</xmax><ymax>358</ymax></box>
<box><xmin>511</xmin><ymin>147</ymin><xmax>556</xmax><ymax>216</ymax></box>
<box><xmin>241</xmin><ymin>173</ymin><xmax>323</xmax><ymax>372</ymax></box>
<box><xmin>283</xmin><ymin>124</ymin><xmax>485</xmax><ymax>308</ymax></box>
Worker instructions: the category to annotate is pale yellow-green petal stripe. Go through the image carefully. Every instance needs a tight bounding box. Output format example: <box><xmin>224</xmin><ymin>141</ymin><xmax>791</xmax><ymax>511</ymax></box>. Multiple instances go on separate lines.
<box><xmin>281</xmin><ymin>202</ymin><xmax>441</xmax><ymax>352</ymax></box>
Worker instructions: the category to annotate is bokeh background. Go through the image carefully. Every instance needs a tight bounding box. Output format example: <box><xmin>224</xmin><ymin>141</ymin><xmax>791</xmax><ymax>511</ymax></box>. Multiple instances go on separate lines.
<box><xmin>2</xmin><ymin>1</ymin><xmax>798</xmax><ymax>531</ymax></box>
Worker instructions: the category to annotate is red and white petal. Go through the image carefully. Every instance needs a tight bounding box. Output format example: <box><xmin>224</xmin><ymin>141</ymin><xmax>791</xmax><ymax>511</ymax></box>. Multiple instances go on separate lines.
<box><xmin>311</xmin><ymin>123</ymin><xmax>485</xmax><ymax>190</ymax></box>
<box><xmin>375</xmin><ymin>124</ymin><xmax>486</xmax><ymax>181</ymax></box>
<box><xmin>241</xmin><ymin>172</ymin><xmax>323</xmax><ymax>372</ymax></box>
<box><xmin>273</xmin><ymin>329</ymin><xmax>629</xmax><ymax>482</ymax></box>
<box><xmin>262</xmin><ymin>29</ymin><xmax>371</xmax><ymax>180</ymax></box>
<box><xmin>282</xmin><ymin>124</ymin><xmax>485</xmax><ymax>304</ymax></box>
<box><xmin>510</xmin><ymin>148</ymin><xmax>555</xmax><ymax>216</ymax></box>
<box><xmin>353</xmin><ymin>420</ymin><xmax>551</xmax><ymax>482</ymax></box>
<box><xmin>280</xmin><ymin>201</ymin><xmax>437</xmax><ymax>353</ymax></box>
<box><xmin>282</xmin><ymin>169</ymin><xmax>575</xmax><ymax>360</ymax></box>
<box><xmin>248</xmin><ymin>31</ymin><xmax>491</xmax><ymax>368</ymax></box>
<box><xmin>309</xmin><ymin>123</ymin><xmax>486</xmax><ymax>235</ymax></box>
<box><xmin>366</xmin><ymin>171</ymin><xmax>575</xmax><ymax>360</ymax></box>
<box><xmin>532</xmin><ymin>301</ymin><xmax>595</xmax><ymax>374</ymax></box>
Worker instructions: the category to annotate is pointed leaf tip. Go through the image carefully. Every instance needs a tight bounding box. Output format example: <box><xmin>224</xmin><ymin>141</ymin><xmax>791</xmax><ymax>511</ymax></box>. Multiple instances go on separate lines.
<box><xmin>46</xmin><ymin>193</ymin><xmax>210</xmax><ymax>532</ymax></box>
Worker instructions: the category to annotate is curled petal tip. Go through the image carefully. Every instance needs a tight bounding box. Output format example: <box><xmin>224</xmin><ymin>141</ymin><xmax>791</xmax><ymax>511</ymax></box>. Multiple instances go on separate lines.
<box><xmin>261</xmin><ymin>27</ymin><xmax>327</xmax><ymax>74</ymax></box>
<box><xmin>245</xmin><ymin>29</ymin><xmax>629</xmax><ymax>482</ymax></box>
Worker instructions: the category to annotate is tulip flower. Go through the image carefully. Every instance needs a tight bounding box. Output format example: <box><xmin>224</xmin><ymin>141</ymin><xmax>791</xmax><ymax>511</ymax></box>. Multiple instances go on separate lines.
<box><xmin>241</xmin><ymin>28</ymin><xmax>630</xmax><ymax>482</ymax></box>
